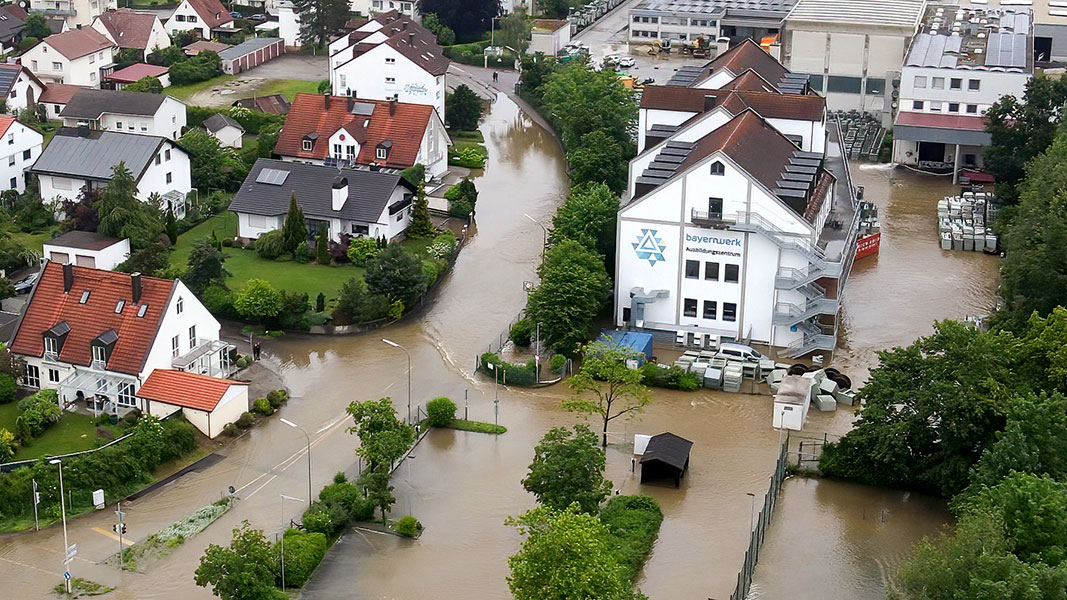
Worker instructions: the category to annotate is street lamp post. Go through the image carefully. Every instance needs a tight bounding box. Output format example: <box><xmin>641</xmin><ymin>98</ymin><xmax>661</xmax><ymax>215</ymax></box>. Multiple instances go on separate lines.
<box><xmin>280</xmin><ymin>419</ymin><xmax>312</xmax><ymax>510</ymax></box>
<box><xmin>523</xmin><ymin>213</ymin><xmax>548</xmax><ymax>262</ymax></box>
<box><xmin>487</xmin><ymin>363</ymin><xmax>500</xmax><ymax>426</ymax></box>
<box><xmin>50</xmin><ymin>459</ymin><xmax>70</xmax><ymax>594</ymax></box>
<box><xmin>279</xmin><ymin>494</ymin><xmax>304</xmax><ymax>590</ymax></box>
<box><xmin>382</xmin><ymin>339</ymin><xmax>412</xmax><ymax>424</ymax></box>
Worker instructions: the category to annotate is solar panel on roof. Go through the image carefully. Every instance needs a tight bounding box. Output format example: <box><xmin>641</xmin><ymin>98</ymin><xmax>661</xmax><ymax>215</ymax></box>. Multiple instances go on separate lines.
<box><xmin>256</xmin><ymin>168</ymin><xmax>290</xmax><ymax>185</ymax></box>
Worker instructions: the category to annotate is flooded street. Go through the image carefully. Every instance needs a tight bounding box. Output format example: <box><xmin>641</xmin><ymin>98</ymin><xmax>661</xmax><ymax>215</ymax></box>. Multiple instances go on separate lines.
<box><xmin>0</xmin><ymin>92</ymin><xmax>1000</xmax><ymax>600</ymax></box>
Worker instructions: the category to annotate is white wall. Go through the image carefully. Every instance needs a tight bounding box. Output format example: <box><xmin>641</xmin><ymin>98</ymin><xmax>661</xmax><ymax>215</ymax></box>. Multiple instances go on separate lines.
<box><xmin>237</xmin><ymin>212</ymin><xmax>282</xmax><ymax>239</ymax></box>
<box><xmin>24</xmin><ymin>43</ymin><xmax>115</xmax><ymax>87</ymax></box>
<box><xmin>38</xmin><ymin>174</ymin><xmax>91</xmax><ymax>204</ymax></box>
<box><xmin>332</xmin><ymin>43</ymin><xmax>446</xmax><ymax>118</ymax></box>
<box><xmin>5</xmin><ymin>71</ymin><xmax>46</xmax><ymax>114</ymax></box>
<box><xmin>898</xmin><ymin>66</ymin><xmax>1029</xmax><ymax>116</ymax></box>
<box><xmin>350</xmin><ymin>0</ymin><xmax>418</xmax><ymax>19</ymax></box>
<box><xmin>165</xmin><ymin>0</ymin><xmax>212</xmax><ymax>38</ymax></box>
<box><xmin>62</xmin><ymin>97</ymin><xmax>186</xmax><ymax>140</ymax></box>
<box><xmin>137</xmin><ymin>140</ymin><xmax>192</xmax><ymax>201</ymax></box>
<box><xmin>43</xmin><ymin>239</ymin><xmax>131</xmax><ymax>270</ymax></box>
<box><xmin>212</xmin><ymin>125</ymin><xmax>243</xmax><ymax>148</ymax></box>
<box><xmin>638</xmin><ymin>107</ymin><xmax>697</xmax><ymax>152</ymax></box>
<box><xmin>530</xmin><ymin>26</ymin><xmax>570</xmax><ymax>55</ymax></box>
<box><xmin>0</xmin><ymin>121</ymin><xmax>43</xmax><ymax>193</ymax></box>
<box><xmin>141</xmin><ymin>280</ymin><xmax>222</xmax><ymax>379</ymax></box>
<box><xmin>277</xmin><ymin>1</ymin><xmax>302</xmax><ymax>46</ymax></box>
<box><xmin>31</xmin><ymin>0</ymin><xmax>118</xmax><ymax>28</ymax></box>
<box><xmin>417</xmin><ymin>110</ymin><xmax>449</xmax><ymax>178</ymax></box>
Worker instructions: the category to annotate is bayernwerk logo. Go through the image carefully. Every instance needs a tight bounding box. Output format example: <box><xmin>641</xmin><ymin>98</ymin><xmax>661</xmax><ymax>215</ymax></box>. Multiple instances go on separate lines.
<box><xmin>633</xmin><ymin>229</ymin><xmax>666</xmax><ymax>266</ymax></box>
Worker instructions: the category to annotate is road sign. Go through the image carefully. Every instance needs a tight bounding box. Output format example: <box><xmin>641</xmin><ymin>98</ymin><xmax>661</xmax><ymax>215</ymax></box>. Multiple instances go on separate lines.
<box><xmin>93</xmin><ymin>489</ymin><xmax>104</xmax><ymax>510</ymax></box>
<box><xmin>66</xmin><ymin>544</ymin><xmax>77</xmax><ymax>560</ymax></box>
<box><xmin>115</xmin><ymin>510</ymin><xmax>125</xmax><ymax>522</ymax></box>
<box><xmin>63</xmin><ymin>571</ymin><xmax>70</xmax><ymax>581</ymax></box>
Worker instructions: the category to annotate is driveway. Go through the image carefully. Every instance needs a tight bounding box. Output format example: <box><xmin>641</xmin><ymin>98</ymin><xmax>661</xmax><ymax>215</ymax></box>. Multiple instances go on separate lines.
<box><xmin>241</xmin><ymin>53</ymin><xmax>328</xmax><ymax>81</ymax></box>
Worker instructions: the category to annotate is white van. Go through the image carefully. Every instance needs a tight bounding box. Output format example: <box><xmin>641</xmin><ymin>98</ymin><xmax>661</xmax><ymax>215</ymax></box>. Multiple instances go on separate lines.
<box><xmin>718</xmin><ymin>343</ymin><xmax>761</xmax><ymax>362</ymax></box>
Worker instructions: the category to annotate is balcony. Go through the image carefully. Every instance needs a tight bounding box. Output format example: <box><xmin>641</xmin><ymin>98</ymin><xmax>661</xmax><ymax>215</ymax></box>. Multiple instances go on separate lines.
<box><xmin>690</xmin><ymin>208</ymin><xmax>730</xmax><ymax>229</ymax></box>
<box><xmin>172</xmin><ymin>339</ymin><xmax>237</xmax><ymax>378</ymax></box>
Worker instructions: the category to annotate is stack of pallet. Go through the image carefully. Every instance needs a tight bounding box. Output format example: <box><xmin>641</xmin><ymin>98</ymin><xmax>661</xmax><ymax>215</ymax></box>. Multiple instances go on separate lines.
<box><xmin>937</xmin><ymin>191</ymin><xmax>998</xmax><ymax>253</ymax></box>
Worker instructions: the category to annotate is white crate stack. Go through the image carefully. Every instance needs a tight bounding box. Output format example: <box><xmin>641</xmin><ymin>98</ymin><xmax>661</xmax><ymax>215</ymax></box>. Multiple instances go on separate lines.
<box><xmin>937</xmin><ymin>191</ymin><xmax>998</xmax><ymax>253</ymax></box>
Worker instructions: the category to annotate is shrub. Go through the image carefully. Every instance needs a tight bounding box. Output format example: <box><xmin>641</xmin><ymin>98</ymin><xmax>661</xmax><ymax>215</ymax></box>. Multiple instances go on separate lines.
<box><xmin>428</xmin><ymin>231</ymin><xmax>457</xmax><ymax>259</ymax></box>
<box><xmin>236</xmin><ymin>412</ymin><xmax>255</xmax><ymax>429</ymax></box>
<box><xmin>236</xmin><ymin>356</ymin><xmax>249</xmax><ymax>369</ymax></box>
<box><xmin>223</xmin><ymin>423</ymin><xmax>238</xmax><ymax>437</ymax></box>
<box><xmin>600</xmin><ymin>495</ymin><xmax>663</xmax><ymax>582</ymax></box>
<box><xmin>267</xmin><ymin>389</ymin><xmax>288</xmax><ymax>409</ymax></box>
<box><xmin>425</xmin><ymin>397</ymin><xmax>456</xmax><ymax>427</ymax></box>
<box><xmin>448</xmin><ymin>198</ymin><xmax>473</xmax><ymax>218</ymax></box>
<box><xmin>276</xmin><ymin>529</ymin><xmax>327</xmax><ymax>588</ymax></box>
<box><xmin>319</xmin><ymin>481</ymin><xmax>364</xmax><ymax>515</ymax></box>
<box><xmin>306</xmin><ymin>499</ymin><xmax>347</xmax><ymax>533</ymax></box>
<box><xmin>200</xmin><ymin>284</ymin><xmax>236</xmax><ymax>319</ymax></box>
<box><xmin>395</xmin><ymin>515</ymin><xmax>421</xmax><ymax>537</ymax></box>
<box><xmin>509</xmin><ymin>318</ymin><xmax>534</xmax><ymax>347</ymax></box>
<box><xmin>478</xmin><ymin>353</ymin><xmax>538</xmax><ymax>386</ymax></box>
<box><xmin>254</xmin><ymin>230</ymin><xmax>286</xmax><ymax>259</ymax></box>
<box><xmin>123</xmin><ymin>409</ymin><xmax>142</xmax><ymax>426</ymax></box>
<box><xmin>15</xmin><ymin>390</ymin><xmax>62</xmax><ymax>440</ymax></box>
<box><xmin>0</xmin><ymin>373</ymin><xmax>15</xmax><ymax>404</ymax></box>
<box><xmin>301</xmin><ymin>509</ymin><xmax>333</xmax><ymax>536</ymax></box>
<box><xmin>294</xmin><ymin>241</ymin><xmax>311</xmax><ymax>264</ymax></box>
<box><xmin>550</xmin><ymin>354</ymin><xmax>567</xmax><ymax>371</ymax></box>
<box><xmin>333</xmin><ymin>471</ymin><xmax>347</xmax><ymax>484</ymax></box>
<box><xmin>640</xmin><ymin>363</ymin><xmax>700</xmax><ymax>391</ymax></box>
<box><xmin>346</xmin><ymin>237</ymin><xmax>380</xmax><ymax>266</ymax></box>
<box><xmin>253</xmin><ymin>397</ymin><xmax>273</xmax><ymax>416</ymax></box>
<box><xmin>0</xmin><ymin>428</ymin><xmax>15</xmax><ymax>462</ymax></box>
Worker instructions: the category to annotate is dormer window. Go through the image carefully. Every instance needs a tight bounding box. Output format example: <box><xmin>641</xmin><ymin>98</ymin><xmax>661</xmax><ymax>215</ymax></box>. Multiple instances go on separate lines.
<box><xmin>303</xmin><ymin>139</ymin><xmax>313</xmax><ymax>151</ymax></box>
<box><xmin>302</xmin><ymin>132</ymin><xmax>318</xmax><ymax>152</ymax></box>
<box><xmin>43</xmin><ymin>321</ymin><xmax>70</xmax><ymax>360</ymax></box>
<box><xmin>710</xmin><ymin>161</ymin><xmax>725</xmax><ymax>176</ymax></box>
<box><xmin>92</xmin><ymin>345</ymin><xmax>106</xmax><ymax>366</ymax></box>
<box><xmin>376</xmin><ymin>147</ymin><xmax>387</xmax><ymax>160</ymax></box>
<box><xmin>44</xmin><ymin>337</ymin><xmax>57</xmax><ymax>358</ymax></box>
<box><xmin>91</xmin><ymin>329</ymin><xmax>119</xmax><ymax>369</ymax></box>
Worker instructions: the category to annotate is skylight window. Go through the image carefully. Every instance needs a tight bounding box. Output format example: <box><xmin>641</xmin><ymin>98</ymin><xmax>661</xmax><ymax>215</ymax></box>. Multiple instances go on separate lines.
<box><xmin>79</xmin><ymin>290</ymin><xmax>90</xmax><ymax>304</ymax></box>
<box><xmin>115</xmin><ymin>300</ymin><xmax>125</xmax><ymax>313</ymax></box>
<box><xmin>137</xmin><ymin>304</ymin><xmax>148</xmax><ymax>318</ymax></box>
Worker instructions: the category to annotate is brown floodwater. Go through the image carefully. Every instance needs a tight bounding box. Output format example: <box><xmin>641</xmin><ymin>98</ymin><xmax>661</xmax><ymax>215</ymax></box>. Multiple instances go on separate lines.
<box><xmin>0</xmin><ymin>96</ymin><xmax>999</xmax><ymax>600</ymax></box>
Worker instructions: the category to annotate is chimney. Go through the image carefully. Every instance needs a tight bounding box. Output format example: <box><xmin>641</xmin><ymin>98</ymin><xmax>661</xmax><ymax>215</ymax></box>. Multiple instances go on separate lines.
<box><xmin>324</xmin><ymin>93</ymin><xmax>331</xmax><ymax>109</ymax></box>
<box><xmin>332</xmin><ymin>176</ymin><xmax>348</xmax><ymax>211</ymax></box>
<box><xmin>408</xmin><ymin>32</ymin><xmax>414</xmax><ymax>45</ymax></box>
<box><xmin>77</xmin><ymin>123</ymin><xmax>89</xmax><ymax>137</ymax></box>
<box><xmin>703</xmin><ymin>94</ymin><xmax>718</xmax><ymax>111</ymax></box>
<box><xmin>62</xmin><ymin>263</ymin><xmax>73</xmax><ymax>293</ymax></box>
<box><xmin>389</xmin><ymin>96</ymin><xmax>396</xmax><ymax>115</ymax></box>
<box><xmin>131</xmin><ymin>272</ymin><xmax>142</xmax><ymax>304</ymax></box>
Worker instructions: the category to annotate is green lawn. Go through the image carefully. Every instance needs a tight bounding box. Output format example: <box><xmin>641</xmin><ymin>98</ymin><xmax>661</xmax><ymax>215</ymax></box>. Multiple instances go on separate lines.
<box><xmin>253</xmin><ymin>79</ymin><xmax>321</xmax><ymax>100</ymax></box>
<box><xmin>8</xmin><ymin>226</ymin><xmax>59</xmax><ymax>253</ymax></box>
<box><xmin>36</xmin><ymin>121</ymin><xmax>61</xmax><ymax>148</ymax></box>
<box><xmin>0</xmin><ymin>402</ymin><xmax>121</xmax><ymax>462</ymax></box>
<box><xmin>168</xmin><ymin>77</ymin><xmax>319</xmax><ymax>103</ymax></box>
<box><xmin>172</xmin><ymin>212</ymin><xmax>363</xmax><ymax>301</ymax></box>
<box><xmin>166</xmin><ymin>75</ymin><xmax>238</xmax><ymax>101</ymax></box>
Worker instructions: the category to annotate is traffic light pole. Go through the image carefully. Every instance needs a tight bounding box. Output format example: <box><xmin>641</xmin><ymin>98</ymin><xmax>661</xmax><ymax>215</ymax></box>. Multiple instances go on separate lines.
<box><xmin>115</xmin><ymin>502</ymin><xmax>125</xmax><ymax>570</ymax></box>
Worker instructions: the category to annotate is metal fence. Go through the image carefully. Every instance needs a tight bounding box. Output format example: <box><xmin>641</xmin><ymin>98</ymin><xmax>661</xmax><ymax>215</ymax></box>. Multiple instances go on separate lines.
<box><xmin>730</xmin><ymin>436</ymin><xmax>790</xmax><ymax>600</ymax></box>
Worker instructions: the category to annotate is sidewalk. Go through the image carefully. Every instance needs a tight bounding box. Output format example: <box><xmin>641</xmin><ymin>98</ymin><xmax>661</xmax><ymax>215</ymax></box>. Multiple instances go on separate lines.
<box><xmin>447</xmin><ymin>64</ymin><xmax>562</xmax><ymax>148</ymax></box>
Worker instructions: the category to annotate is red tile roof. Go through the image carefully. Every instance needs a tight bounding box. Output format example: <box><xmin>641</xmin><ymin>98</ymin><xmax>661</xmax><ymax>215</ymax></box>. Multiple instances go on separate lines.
<box><xmin>641</xmin><ymin>86</ymin><xmax>824</xmax><ymax>122</ymax></box>
<box><xmin>106</xmin><ymin>63</ymin><xmax>169</xmax><ymax>83</ymax></box>
<box><xmin>702</xmin><ymin>39</ymin><xmax>788</xmax><ymax>88</ymax></box>
<box><xmin>186</xmin><ymin>0</ymin><xmax>233</xmax><ymax>28</ymax></box>
<box><xmin>42</xmin><ymin>27</ymin><xmax>115</xmax><ymax>60</ymax></box>
<box><xmin>894</xmin><ymin>111</ymin><xmax>989</xmax><ymax>132</ymax></box>
<box><xmin>39</xmin><ymin>83</ymin><xmax>88</xmax><ymax>104</ymax></box>
<box><xmin>95</xmin><ymin>9</ymin><xmax>159</xmax><ymax>50</ymax></box>
<box><xmin>137</xmin><ymin>369</ymin><xmax>247</xmax><ymax>412</ymax></box>
<box><xmin>10</xmin><ymin>263</ymin><xmax>176</xmax><ymax>376</ymax></box>
<box><xmin>275</xmin><ymin>93</ymin><xmax>434</xmax><ymax>169</ymax></box>
<box><xmin>0</xmin><ymin>116</ymin><xmax>15</xmax><ymax>138</ymax></box>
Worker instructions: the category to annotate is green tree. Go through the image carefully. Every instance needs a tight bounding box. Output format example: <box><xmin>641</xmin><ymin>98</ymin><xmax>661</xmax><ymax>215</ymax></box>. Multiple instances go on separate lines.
<box><xmin>567</xmin><ymin>129</ymin><xmax>628</xmax><ymax>194</ymax></box>
<box><xmin>965</xmin><ymin>472</ymin><xmax>1067</xmax><ymax>566</ymax></box>
<box><xmin>95</xmin><ymin>162</ymin><xmax>164</xmax><ymax>250</ymax></box>
<box><xmin>346</xmin><ymin>397</ymin><xmax>415</xmax><ymax>467</ymax></box>
<box><xmin>185</xmin><ymin>238</ymin><xmax>229</xmax><ymax>294</ymax></box>
<box><xmin>420</xmin><ymin>0</ymin><xmax>498</xmax><ymax>38</ymax></box>
<box><xmin>256</xmin><ymin>122</ymin><xmax>282</xmax><ymax>159</ymax></box>
<box><xmin>124</xmin><ymin>76</ymin><xmax>163</xmax><ymax>94</ymax></box>
<box><xmin>331</xmin><ymin>278</ymin><xmax>389</xmax><ymax>325</ymax></box>
<box><xmin>406</xmin><ymin>183</ymin><xmax>435</xmax><ymax>238</ymax></box>
<box><xmin>507</xmin><ymin>505</ymin><xmax>641</xmax><ymax>600</ymax></box>
<box><xmin>233</xmin><ymin>279</ymin><xmax>283</xmax><ymax>322</ymax></box>
<box><xmin>525</xmin><ymin>240</ymin><xmax>610</xmax><ymax>356</ymax></box>
<box><xmin>819</xmin><ymin>321</ymin><xmax>1022</xmax><ymax>497</ymax></box>
<box><xmin>984</xmin><ymin>75</ymin><xmax>1067</xmax><ymax>205</ymax></box>
<box><xmin>499</xmin><ymin>10</ymin><xmax>531</xmax><ymax>54</ymax></box>
<box><xmin>550</xmin><ymin>182</ymin><xmax>618</xmax><ymax>262</ymax></box>
<box><xmin>24</xmin><ymin>14</ymin><xmax>51</xmax><ymax>40</ymax></box>
<box><xmin>522</xmin><ymin>425</ymin><xmax>612</xmax><ymax>513</ymax></box>
<box><xmin>519</xmin><ymin>53</ymin><xmax>558</xmax><ymax>101</ymax></box>
<box><xmin>968</xmin><ymin>393</ymin><xmax>1067</xmax><ymax>491</ymax></box>
<box><xmin>315</xmin><ymin>224</ymin><xmax>330</xmax><ymax>265</ymax></box>
<box><xmin>537</xmin><ymin>0</ymin><xmax>572</xmax><ymax>19</ymax></box>
<box><xmin>293</xmin><ymin>0</ymin><xmax>350</xmax><ymax>47</ymax></box>
<box><xmin>194</xmin><ymin>521</ymin><xmax>285</xmax><ymax>600</ymax></box>
<box><xmin>357</xmin><ymin>468</ymin><xmax>396</xmax><ymax>525</ymax></box>
<box><xmin>179</xmin><ymin>128</ymin><xmax>248</xmax><ymax>192</ymax></box>
<box><xmin>364</xmin><ymin>244</ymin><xmax>428</xmax><ymax>307</ymax></box>
<box><xmin>445</xmin><ymin>84</ymin><xmax>482</xmax><ymax>131</ymax></box>
<box><xmin>564</xmin><ymin>343</ymin><xmax>652</xmax><ymax>447</ymax></box>
<box><xmin>421</xmin><ymin>12</ymin><xmax>455</xmax><ymax>46</ymax></box>
<box><xmin>148</xmin><ymin>45</ymin><xmax>187</xmax><ymax>67</ymax></box>
<box><xmin>164</xmin><ymin>208</ymin><xmax>178</xmax><ymax>244</ymax></box>
<box><xmin>281</xmin><ymin>194</ymin><xmax>306</xmax><ymax>257</ymax></box>
<box><xmin>541</xmin><ymin>62</ymin><xmax>637</xmax><ymax>153</ymax></box>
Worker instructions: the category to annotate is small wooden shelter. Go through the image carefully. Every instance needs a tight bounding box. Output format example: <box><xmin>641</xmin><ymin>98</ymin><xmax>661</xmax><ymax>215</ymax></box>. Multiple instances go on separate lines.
<box><xmin>639</xmin><ymin>432</ymin><xmax>693</xmax><ymax>487</ymax></box>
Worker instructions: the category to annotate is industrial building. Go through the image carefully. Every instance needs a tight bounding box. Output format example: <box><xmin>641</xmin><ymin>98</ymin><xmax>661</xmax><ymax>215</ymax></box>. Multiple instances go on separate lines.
<box><xmin>892</xmin><ymin>6</ymin><xmax>1032</xmax><ymax>181</ymax></box>
<box><xmin>781</xmin><ymin>0</ymin><xmax>927</xmax><ymax>113</ymax></box>
<box><xmin>627</xmin><ymin>0</ymin><xmax>797</xmax><ymax>47</ymax></box>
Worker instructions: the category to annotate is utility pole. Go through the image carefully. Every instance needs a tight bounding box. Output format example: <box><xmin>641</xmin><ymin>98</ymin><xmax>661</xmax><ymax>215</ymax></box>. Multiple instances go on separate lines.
<box><xmin>463</xmin><ymin>388</ymin><xmax>468</xmax><ymax>421</ymax></box>
<box><xmin>115</xmin><ymin>502</ymin><xmax>126</xmax><ymax>570</ymax></box>
<box><xmin>32</xmin><ymin>479</ymin><xmax>39</xmax><ymax>532</ymax></box>
<box><xmin>50</xmin><ymin>459</ymin><xmax>71</xmax><ymax>594</ymax></box>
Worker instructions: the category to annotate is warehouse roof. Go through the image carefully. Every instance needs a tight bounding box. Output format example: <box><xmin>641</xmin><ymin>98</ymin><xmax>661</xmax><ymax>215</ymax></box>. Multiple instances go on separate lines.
<box><xmin>905</xmin><ymin>6</ymin><xmax>1031</xmax><ymax>71</ymax></box>
<box><xmin>785</xmin><ymin>0</ymin><xmax>926</xmax><ymax>28</ymax></box>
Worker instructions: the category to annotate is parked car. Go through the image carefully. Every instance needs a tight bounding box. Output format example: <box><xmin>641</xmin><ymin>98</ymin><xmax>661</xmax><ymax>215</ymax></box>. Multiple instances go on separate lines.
<box><xmin>618</xmin><ymin>56</ymin><xmax>636</xmax><ymax>67</ymax></box>
<box><xmin>250</xmin><ymin>13</ymin><xmax>268</xmax><ymax>21</ymax></box>
<box><xmin>718</xmin><ymin>343</ymin><xmax>762</xmax><ymax>362</ymax></box>
<box><xmin>230</xmin><ymin>10</ymin><xmax>243</xmax><ymax>18</ymax></box>
<box><xmin>14</xmin><ymin>271</ymin><xmax>39</xmax><ymax>295</ymax></box>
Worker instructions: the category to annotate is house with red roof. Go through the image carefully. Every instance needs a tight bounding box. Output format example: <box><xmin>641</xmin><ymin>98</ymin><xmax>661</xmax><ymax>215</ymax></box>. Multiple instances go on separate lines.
<box><xmin>164</xmin><ymin>0</ymin><xmax>235</xmax><ymax>40</ymax></box>
<box><xmin>92</xmin><ymin>8</ymin><xmax>170</xmax><ymax>56</ymax></box>
<box><xmin>10</xmin><ymin>262</ymin><xmax>235</xmax><ymax>416</ymax></box>
<box><xmin>329</xmin><ymin>11</ymin><xmax>449</xmax><ymax>118</ymax></box>
<box><xmin>0</xmin><ymin>115</ymin><xmax>43</xmax><ymax>193</ymax></box>
<box><xmin>275</xmin><ymin>93</ymin><xmax>449</xmax><ymax>179</ymax></box>
<box><xmin>138</xmin><ymin>370</ymin><xmax>249</xmax><ymax>438</ymax></box>
<box><xmin>21</xmin><ymin>27</ymin><xmax>117</xmax><ymax>87</ymax></box>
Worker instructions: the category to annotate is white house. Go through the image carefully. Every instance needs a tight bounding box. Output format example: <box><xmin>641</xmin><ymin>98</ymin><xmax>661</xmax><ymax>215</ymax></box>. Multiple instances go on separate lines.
<box><xmin>0</xmin><ymin>64</ymin><xmax>47</xmax><ymax>114</ymax></box>
<box><xmin>38</xmin><ymin>83</ymin><xmax>87</xmax><ymax>120</ymax></box>
<box><xmin>42</xmin><ymin>231</ymin><xmax>131</xmax><ymax>271</ymax></box>
<box><xmin>277</xmin><ymin>1</ymin><xmax>303</xmax><ymax>47</ymax></box>
<box><xmin>60</xmin><ymin>88</ymin><xmax>187</xmax><ymax>140</ymax></box>
<box><xmin>529</xmin><ymin>19</ymin><xmax>571</xmax><ymax>55</ymax></box>
<box><xmin>0</xmin><ymin>116</ymin><xmax>43</xmax><ymax>193</ymax></box>
<box><xmin>229</xmin><ymin>158</ymin><xmax>417</xmax><ymax>242</ymax></box>
<box><xmin>30</xmin><ymin>0</ymin><xmax>117</xmax><ymax>29</ymax></box>
<box><xmin>30</xmin><ymin>128</ymin><xmax>192</xmax><ymax>217</ymax></box>
<box><xmin>349</xmin><ymin>1</ymin><xmax>419</xmax><ymax>21</ymax></box>
<box><xmin>104</xmin><ymin>63</ymin><xmax>172</xmax><ymax>90</ymax></box>
<box><xmin>273</xmin><ymin>93</ymin><xmax>450</xmax><ymax>179</ymax></box>
<box><xmin>10</xmin><ymin>262</ymin><xmax>236</xmax><ymax>416</ymax></box>
<box><xmin>164</xmin><ymin>0</ymin><xmax>235</xmax><ymax>39</ymax></box>
<box><xmin>330</xmin><ymin>12</ymin><xmax>449</xmax><ymax>118</ymax></box>
<box><xmin>92</xmin><ymin>8</ymin><xmax>171</xmax><ymax>56</ymax></box>
<box><xmin>138</xmin><ymin>370</ymin><xmax>249</xmax><ymax>438</ymax></box>
<box><xmin>203</xmin><ymin>113</ymin><xmax>244</xmax><ymax>148</ymax></box>
<box><xmin>892</xmin><ymin>6</ymin><xmax>1032</xmax><ymax>181</ymax></box>
<box><xmin>21</xmin><ymin>28</ymin><xmax>116</xmax><ymax>87</ymax></box>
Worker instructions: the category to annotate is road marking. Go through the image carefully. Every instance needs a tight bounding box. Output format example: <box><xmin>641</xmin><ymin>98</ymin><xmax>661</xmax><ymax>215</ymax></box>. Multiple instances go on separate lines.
<box><xmin>238</xmin><ymin>413</ymin><xmax>352</xmax><ymax>501</ymax></box>
<box><xmin>0</xmin><ymin>554</ymin><xmax>59</xmax><ymax>576</ymax></box>
<box><xmin>92</xmin><ymin>527</ymin><xmax>133</xmax><ymax>547</ymax></box>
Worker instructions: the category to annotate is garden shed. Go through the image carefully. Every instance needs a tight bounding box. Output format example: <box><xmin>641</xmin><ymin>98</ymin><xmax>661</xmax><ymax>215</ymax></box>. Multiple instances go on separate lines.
<box><xmin>640</xmin><ymin>432</ymin><xmax>693</xmax><ymax>487</ymax></box>
<box><xmin>138</xmin><ymin>369</ymin><xmax>249</xmax><ymax>438</ymax></box>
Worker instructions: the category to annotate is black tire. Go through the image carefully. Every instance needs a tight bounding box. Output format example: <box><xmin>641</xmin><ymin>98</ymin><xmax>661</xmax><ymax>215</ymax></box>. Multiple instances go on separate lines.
<box><xmin>787</xmin><ymin>363</ymin><xmax>808</xmax><ymax>376</ymax></box>
<box><xmin>834</xmin><ymin>373</ymin><xmax>853</xmax><ymax>390</ymax></box>
<box><xmin>824</xmin><ymin>367</ymin><xmax>841</xmax><ymax>378</ymax></box>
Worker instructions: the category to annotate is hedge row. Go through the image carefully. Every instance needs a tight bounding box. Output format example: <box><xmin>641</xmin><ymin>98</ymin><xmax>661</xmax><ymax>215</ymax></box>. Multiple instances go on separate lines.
<box><xmin>600</xmin><ymin>495</ymin><xmax>664</xmax><ymax>582</ymax></box>
<box><xmin>478</xmin><ymin>352</ymin><xmax>538</xmax><ymax>387</ymax></box>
